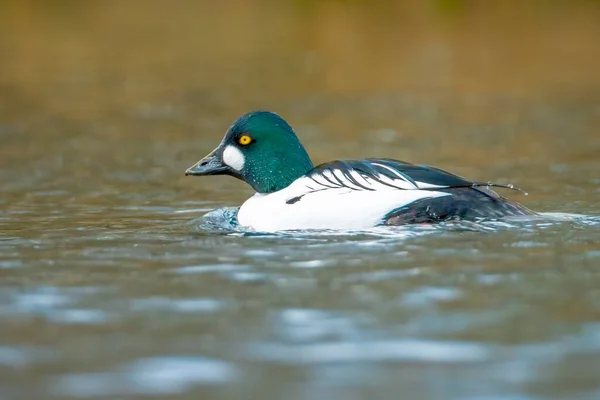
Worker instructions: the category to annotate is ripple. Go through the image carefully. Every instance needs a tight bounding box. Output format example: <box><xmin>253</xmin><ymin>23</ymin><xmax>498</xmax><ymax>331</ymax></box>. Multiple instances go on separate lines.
<box><xmin>228</xmin><ymin>271</ymin><xmax>273</xmax><ymax>282</ymax></box>
<box><xmin>190</xmin><ymin>207</ymin><xmax>241</xmax><ymax>232</ymax></box>
<box><xmin>173</xmin><ymin>263</ymin><xmax>249</xmax><ymax>274</ymax></box>
<box><xmin>344</xmin><ymin>268</ymin><xmax>422</xmax><ymax>283</ymax></box>
<box><xmin>53</xmin><ymin>356</ymin><xmax>238</xmax><ymax>397</ymax></box>
<box><xmin>401</xmin><ymin>286</ymin><xmax>462</xmax><ymax>307</ymax></box>
<box><xmin>47</xmin><ymin>309</ymin><xmax>110</xmax><ymax>325</ymax></box>
<box><xmin>274</xmin><ymin>309</ymin><xmax>367</xmax><ymax>343</ymax></box>
<box><xmin>289</xmin><ymin>260</ymin><xmax>334</xmax><ymax>269</ymax></box>
<box><xmin>0</xmin><ymin>260</ymin><xmax>23</xmax><ymax>269</ymax></box>
<box><xmin>245</xmin><ymin>339</ymin><xmax>491</xmax><ymax>364</ymax></box>
<box><xmin>0</xmin><ymin>346</ymin><xmax>45</xmax><ymax>367</ymax></box>
<box><xmin>130</xmin><ymin>297</ymin><xmax>225</xmax><ymax>313</ymax></box>
<box><xmin>189</xmin><ymin>208</ymin><xmax>600</xmax><ymax>237</ymax></box>
<box><xmin>0</xmin><ymin>287</ymin><xmax>111</xmax><ymax>324</ymax></box>
<box><xmin>510</xmin><ymin>241</ymin><xmax>550</xmax><ymax>248</ymax></box>
<box><xmin>4</xmin><ymin>287</ymin><xmax>71</xmax><ymax>315</ymax></box>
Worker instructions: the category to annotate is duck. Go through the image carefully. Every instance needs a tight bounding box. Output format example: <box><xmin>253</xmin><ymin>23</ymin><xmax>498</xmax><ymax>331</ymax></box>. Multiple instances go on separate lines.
<box><xmin>185</xmin><ymin>111</ymin><xmax>532</xmax><ymax>232</ymax></box>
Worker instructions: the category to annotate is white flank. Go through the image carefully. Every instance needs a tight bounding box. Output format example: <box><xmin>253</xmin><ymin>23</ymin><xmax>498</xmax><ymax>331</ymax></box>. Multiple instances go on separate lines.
<box><xmin>222</xmin><ymin>145</ymin><xmax>245</xmax><ymax>171</ymax></box>
<box><xmin>237</xmin><ymin>176</ymin><xmax>451</xmax><ymax>232</ymax></box>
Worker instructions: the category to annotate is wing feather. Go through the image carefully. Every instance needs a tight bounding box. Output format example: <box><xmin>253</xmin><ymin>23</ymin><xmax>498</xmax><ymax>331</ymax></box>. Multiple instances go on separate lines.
<box><xmin>294</xmin><ymin>158</ymin><xmax>526</xmax><ymax>203</ymax></box>
<box><xmin>305</xmin><ymin>159</ymin><xmax>464</xmax><ymax>192</ymax></box>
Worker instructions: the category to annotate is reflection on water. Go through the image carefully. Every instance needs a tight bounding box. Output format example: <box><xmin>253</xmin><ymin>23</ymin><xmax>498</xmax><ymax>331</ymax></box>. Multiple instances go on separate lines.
<box><xmin>1</xmin><ymin>1</ymin><xmax>600</xmax><ymax>399</ymax></box>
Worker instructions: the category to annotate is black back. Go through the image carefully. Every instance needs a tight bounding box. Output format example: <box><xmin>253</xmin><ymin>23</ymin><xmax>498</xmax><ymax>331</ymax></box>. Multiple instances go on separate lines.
<box><xmin>307</xmin><ymin>158</ymin><xmax>473</xmax><ymax>191</ymax></box>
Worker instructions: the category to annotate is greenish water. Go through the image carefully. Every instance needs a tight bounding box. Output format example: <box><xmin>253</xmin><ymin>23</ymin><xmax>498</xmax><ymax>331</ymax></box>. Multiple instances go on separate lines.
<box><xmin>1</xmin><ymin>2</ymin><xmax>600</xmax><ymax>399</ymax></box>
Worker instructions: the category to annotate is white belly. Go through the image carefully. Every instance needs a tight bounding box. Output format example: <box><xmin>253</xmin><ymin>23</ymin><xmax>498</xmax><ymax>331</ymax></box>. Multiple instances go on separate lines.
<box><xmin>237</xmin><ymin>185</ymin><xmax>450</xmax><ymax>232</ymax></box>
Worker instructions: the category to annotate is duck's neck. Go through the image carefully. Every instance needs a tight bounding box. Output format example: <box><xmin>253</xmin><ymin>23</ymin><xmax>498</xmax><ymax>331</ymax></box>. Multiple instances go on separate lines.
<box><xmin>246</xmin><ymin>151</ymin><xmax>314</xmax><ymax>194</ymax></box>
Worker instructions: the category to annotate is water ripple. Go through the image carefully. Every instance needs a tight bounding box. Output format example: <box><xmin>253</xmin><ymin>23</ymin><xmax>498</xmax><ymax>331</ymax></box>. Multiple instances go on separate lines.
<box><xmin>52</xmin><ymin>357</ymin><xmax>238</xmax><ymax>397</ymax></box>
<box><xmin>245</xmin><ymin>339</ymin><xmax>492</xmax><ymax>364</ymax></box>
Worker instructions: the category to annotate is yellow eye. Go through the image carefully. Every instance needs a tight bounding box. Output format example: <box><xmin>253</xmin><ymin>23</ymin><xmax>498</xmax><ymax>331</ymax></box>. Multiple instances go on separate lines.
<box><xmin>238</xmin><ymin>135</ymin><xmax>252</xmax><ymax>146</ymax></box>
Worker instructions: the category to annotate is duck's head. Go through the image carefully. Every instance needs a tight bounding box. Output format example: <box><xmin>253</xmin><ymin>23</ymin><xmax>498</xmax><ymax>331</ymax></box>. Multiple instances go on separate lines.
<box><xmin>185</xmin><ymin>111</ymin><xmax>314</xmax><ymax>194</ymax></box>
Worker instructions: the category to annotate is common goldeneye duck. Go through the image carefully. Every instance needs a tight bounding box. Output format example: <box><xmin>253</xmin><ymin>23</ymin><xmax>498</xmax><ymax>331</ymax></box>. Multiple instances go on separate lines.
<box><xmin>185</xmin><ymin>111</ymin><xmax>532</xmax><ymax>232</ymax></box>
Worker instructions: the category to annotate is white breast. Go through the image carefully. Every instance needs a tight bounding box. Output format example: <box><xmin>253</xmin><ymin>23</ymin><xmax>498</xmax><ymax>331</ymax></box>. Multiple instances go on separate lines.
<box><xmin>237</xmin><ymin>176</ymin><xmax>450</xmax><ymax>232</ymax></box>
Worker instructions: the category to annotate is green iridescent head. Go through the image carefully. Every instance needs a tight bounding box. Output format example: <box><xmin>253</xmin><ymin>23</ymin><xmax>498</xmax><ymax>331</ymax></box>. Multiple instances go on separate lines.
<box><xmin>185</xmin><ymin>111</ymin><xmax>314</xmax><ymax>193</ymax></box>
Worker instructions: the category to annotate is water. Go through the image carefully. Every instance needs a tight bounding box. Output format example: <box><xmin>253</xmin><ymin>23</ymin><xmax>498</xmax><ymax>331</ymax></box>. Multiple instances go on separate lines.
<box><xmin>1</xmin><ymin>2</ymin><xmax>600</xmax><ymax>399</ymax></box>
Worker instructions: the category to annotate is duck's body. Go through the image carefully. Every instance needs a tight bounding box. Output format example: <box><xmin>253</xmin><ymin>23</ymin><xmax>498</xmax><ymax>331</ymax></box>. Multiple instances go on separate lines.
<box><xmin>186</xmin><ymin>111</ymin><xmax>532</xmax><ymax>232</ymax></box>
<box><xmin>237</xmin><ymin>159</ymin><xmax>529</xmax><ymax>231</ymax></box>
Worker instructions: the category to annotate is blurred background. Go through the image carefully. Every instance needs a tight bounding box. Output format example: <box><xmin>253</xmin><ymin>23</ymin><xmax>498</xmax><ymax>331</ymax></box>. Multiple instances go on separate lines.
<box><xmin>2</xmin><ymin>0</ymin><xmax>599</xmax><ymax>193</ymax></box>
<box><xmin>1</xmin><ymin>1</ymin><xmax>600</xmax><ymax>399</ymax></box>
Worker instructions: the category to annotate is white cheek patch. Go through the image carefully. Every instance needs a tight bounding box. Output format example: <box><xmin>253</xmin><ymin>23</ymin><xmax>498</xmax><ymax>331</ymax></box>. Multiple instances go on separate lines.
<box><xmin>222</xmin><ymin>145</ymin><xmax>245</xmax><ymax>171</ymax></box>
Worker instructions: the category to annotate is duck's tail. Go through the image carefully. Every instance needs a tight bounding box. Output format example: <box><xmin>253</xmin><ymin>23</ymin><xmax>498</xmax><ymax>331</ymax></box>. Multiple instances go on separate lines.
<box><xmin>384</xmin><ymin>186</ymin><xmax>534</xmax><ymax>226</ymax></box>
<box><xmin>471</xmin><ymin>181</ymin><xmax>529</xmax><ymax>195</ymax></box>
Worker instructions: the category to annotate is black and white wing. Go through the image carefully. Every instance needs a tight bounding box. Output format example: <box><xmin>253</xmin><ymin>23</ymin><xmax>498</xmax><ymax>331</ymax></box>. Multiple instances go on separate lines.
<box><xmin>303</xmin><ymin>158</ymin><xmax>525</xmax><ymax>193</ymax></box>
